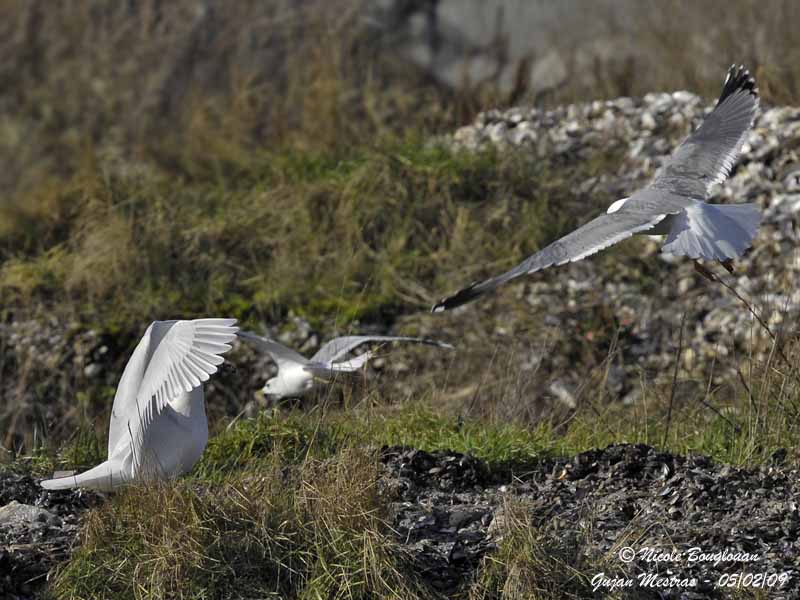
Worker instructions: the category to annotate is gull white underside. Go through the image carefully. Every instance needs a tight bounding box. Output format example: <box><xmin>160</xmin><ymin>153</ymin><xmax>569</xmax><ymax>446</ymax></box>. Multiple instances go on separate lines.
<box><xmin>607</xmin><ymin>197</ymin><xmax>761</xmax><ymax>260</ymax></box>
<box><xmin>41</xmin><ymin>318</ymin><xmax>238</xmax><ymax>491</ymax></box>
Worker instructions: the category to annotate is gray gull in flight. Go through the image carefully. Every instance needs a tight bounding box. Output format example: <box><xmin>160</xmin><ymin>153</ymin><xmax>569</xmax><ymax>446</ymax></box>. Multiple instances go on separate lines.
<box><xmin>238</xmin><ymin>331</ymin><xmax>454</xmax><ymax>400</ymax></box>
<box><xmin>433</xmin><ymin>64</ymin><xmax>761</xmax><ymax>312</ymax></box>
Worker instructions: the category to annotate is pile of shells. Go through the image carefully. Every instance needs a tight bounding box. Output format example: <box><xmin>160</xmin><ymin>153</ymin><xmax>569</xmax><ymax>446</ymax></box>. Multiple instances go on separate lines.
<box><xmin>0</xmin><ymin>471</ymin><xmax>101</xmax><ymax>600</ymax></box>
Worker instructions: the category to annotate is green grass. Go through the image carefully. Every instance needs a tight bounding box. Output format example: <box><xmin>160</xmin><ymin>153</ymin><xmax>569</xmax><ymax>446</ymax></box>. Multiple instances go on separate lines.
<box><xmin>31</xmin><ymin>394</ymin><xmax>797</xmax><ymax>599</ymax></box>
<box><xmin>141</xmin><ymin>396</ymin><xmax>800</xmax><ymax>484</ymax></box>
<box><xmin>1</xmin><ymin>140</ymin><xmax>612</xmax><ymax>331</ymax></box>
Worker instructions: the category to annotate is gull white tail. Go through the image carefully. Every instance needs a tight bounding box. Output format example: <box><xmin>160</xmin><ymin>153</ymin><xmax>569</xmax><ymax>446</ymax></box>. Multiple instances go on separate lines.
<box><xmin>40</xmin><ymin>460</ymin><xmax>123</xmax><ymax>491</ymax></box>
<box><xmin>661</xmin><ymin>201</ymin><xmax>761</xmax><ymax>260</ymax></box>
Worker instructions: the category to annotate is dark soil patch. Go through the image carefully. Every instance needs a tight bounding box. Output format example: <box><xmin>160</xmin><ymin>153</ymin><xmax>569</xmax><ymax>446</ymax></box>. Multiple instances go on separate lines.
<box><xmin>2</xmin><ymin>445</ymin><xmax>798</xmax><ymax>599</ymax></box>
<box><xmin>379</xmin><ymin>443</ymin><xmax>800</xmax><ymax>598</ymax></box>
<box><xmin>0</xmin><ymin>471</ymin><xmax>102</xmax><ymax>600</ymax></box>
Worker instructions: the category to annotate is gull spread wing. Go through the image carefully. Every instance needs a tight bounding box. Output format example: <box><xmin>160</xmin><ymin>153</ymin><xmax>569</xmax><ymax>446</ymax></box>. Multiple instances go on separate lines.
<box><xmin>648</xmin><ymin>64</ymin><xmax>758</xmax><ymax>199</ymax></box>
<box><xmin>311</xmin><ymin>336</ymin><xmax>454</xmax><ymax>364</ymax></box>
<box><xmin>237</xmin><ymin>330</ymin><xmax>310</xmax><ymax>368</ymax></box>
<box><xmin>304</xmin><ymin>351</ymin><xmax>376</xmax><ymax>379</ymax></box>
<box><xmin>125</xmin><ymin>319</ymin><xmax>238</xmax><ymax>462</ymax></box>
<box><xmin>108</xmin><ymin>322</ymin><xmax>157</xmax><ymax>456</ymax></box>
<box><xmin>433</xmin><ymin>211</ymin><xmax>668</xmax><ymax>311</ymax></box>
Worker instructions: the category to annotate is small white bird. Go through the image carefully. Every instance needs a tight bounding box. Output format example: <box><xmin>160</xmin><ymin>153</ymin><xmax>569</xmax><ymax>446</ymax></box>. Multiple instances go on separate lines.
<box><xmin>40</xmin><ymin>318</ymin><xmax>238</xmax><ymax>491</ymax></box>
<box><xmin>433</xmin><ymin>65</ymin><xmax>762</xmax><ymax>312</ymax></box>
<box><xmin>238</xmin><ymin>331</ymin><xmax>454</xmax><ymax>400</ymax></box>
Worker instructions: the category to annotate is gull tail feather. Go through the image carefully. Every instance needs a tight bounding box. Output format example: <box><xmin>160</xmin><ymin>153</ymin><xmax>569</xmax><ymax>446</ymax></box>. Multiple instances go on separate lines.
<box><xmin>714</xmin><ymin>203</ymin><xmax>762</xmax><ymax>238</ymax></box>
<box><xmin>661</xmin><ymin>202</ymin><xmax>761</xmax><ymax>261</ymax></box>
<box><xmin>40</xmin><ymin>460</ymin><xmax>125</xmax><ymax>491</ymax></box>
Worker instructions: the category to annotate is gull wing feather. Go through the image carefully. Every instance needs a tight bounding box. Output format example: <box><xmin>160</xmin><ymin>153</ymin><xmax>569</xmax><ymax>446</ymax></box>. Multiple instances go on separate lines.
<box><xmin>304</xmin><ymin>352</ymin><xmax>376</xmax><ymax>379</ymax></box>
<box><xmin>433</xmin><ymin>211</ymin><xmax>668</xmax><ymax>311</ymax></box>
<box><xmin>311</xmin><ymin>336</ymin><xmax>454</xmax><ymax>364</ymax></box>
<box><xmin>648</xmin><ymin>64</ymin><xmax>758</xmax><ymax>199</ymax></box>
<box><xmin>237</xmin><ymin>330</ymin><xmax>310</xmax><ymax>368</ymax></box>
<box><xmin>324</xmin><ymin>351</ymin><xmax>375</xmax><ymax>372</ymax></box>
<box><xmin>125</xmin><ymin>319</ymin><xmax>237</xmax><ymax>464</ymax></box>
<box><xmin>108</xmin><ymin>323</ymin><xmax>156</xmax><ymax>456</ymax></box>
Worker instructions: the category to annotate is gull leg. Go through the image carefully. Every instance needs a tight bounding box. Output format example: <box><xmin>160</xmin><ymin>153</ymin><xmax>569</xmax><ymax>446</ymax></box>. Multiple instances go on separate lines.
<box><xmin>694</xmin><ymin>260</ymin><xmax>717</xmax><ymax>282</ymax></box>
<box><xmin>721</xmin><ymin>259</ymin><xmax>735</xmax><ymax>274</ymax></box>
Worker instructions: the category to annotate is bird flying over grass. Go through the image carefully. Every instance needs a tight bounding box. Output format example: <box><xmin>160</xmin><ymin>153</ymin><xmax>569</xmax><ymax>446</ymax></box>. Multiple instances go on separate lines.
<box><xmin>433</xmin><ymin>64</ymin><xmax>761</xmax><ymax>312</ymax></box>
<box><xmin>238</xmin><ymin>331</ymin><xmax>454</xmax><ymax>400</ymax></box>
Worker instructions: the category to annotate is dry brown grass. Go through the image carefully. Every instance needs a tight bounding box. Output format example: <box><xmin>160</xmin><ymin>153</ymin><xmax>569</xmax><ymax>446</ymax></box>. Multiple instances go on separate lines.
<box><xmin>0</xmin><ymin>0</ymin><xmax>453</xmax><ymax>205</ymax></box>
<box><xmin>538</xmin><ymin>0</ymin><xmax>800</xmax><ymax>106</ymax></box>
<box><xmin>52</xmin><ymin>447</ymin><xmax>432</xmax><ymax>600</ymax></box>
<box><xmin>467</xmin><ymin>499</ymin><xmax>617</xmax><ymax>600</ymax></box>
<box><xmin>2</xmin><ymin>0</ymin><xmax>799</xmax><ymax>210</ymax></box>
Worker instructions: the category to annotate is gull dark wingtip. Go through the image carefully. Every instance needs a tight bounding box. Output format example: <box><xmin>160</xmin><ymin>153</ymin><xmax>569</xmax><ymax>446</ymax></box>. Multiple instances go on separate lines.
<box><xmin>431</xmin><ymin>281</ymin><xmax>485</xmax><ymax>313</ymax></box>
<box><xmin>422</xmin><ymin>337</ymin><xmax>456</xmax><ymax>349</ymax></box>
<box><xmin>717</xmin><ymin>64</ymin><xmax>758</xmax><ymax>106</ymax></box>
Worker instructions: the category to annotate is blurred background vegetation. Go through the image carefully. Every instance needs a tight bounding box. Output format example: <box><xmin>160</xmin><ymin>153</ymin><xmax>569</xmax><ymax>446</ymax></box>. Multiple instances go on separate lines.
<box><xmin>1</xmin><ymin>0</ymin><xmax>799</xmax><ymax>457</ymax></box>
<box><xmin>2</xmin><ymin>0</ymin><xmax>799</xmax><ymax>326</ymax></box>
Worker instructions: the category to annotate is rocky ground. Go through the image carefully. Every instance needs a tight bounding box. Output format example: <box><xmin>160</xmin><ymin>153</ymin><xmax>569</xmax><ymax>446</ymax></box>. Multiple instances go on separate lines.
<box><xmin>0</xmin><ymin>471</ymin><xmax>101</xmax><ymax>600</ymax></box>
<box><xmin>379</xmin><ymin>444</ymin><xmax>800</xmax><ymax>598</ymax></box>
<box><xmin>2</xmin><ymin>444</ymin><xmax>798</xmax><ymax>599</ymax></box>
<box><xmin>446</xmin><ymin>89</ymin><xmax>800</xmax><ymax>366</ymax></box>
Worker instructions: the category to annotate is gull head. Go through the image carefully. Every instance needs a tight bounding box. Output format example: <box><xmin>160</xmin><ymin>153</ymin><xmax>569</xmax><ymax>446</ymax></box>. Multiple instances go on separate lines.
<box><xmin>262</xmin><ymin>368</ymin><xmax>315</xmax><ymax>400</ymax></box>
<box><xmin>606</xmin><ymin>197</ymin><xmax>629</xmax><ymax>214</ymax></box>
<box><xmin>262</xmin><ymin>377</ymin><xmax>285</xmax><ymax>400</ymax></box>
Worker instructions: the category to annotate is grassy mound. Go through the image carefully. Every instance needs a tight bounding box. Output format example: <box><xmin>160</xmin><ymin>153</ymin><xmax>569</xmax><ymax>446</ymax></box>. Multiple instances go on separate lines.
<box><xmin>0</xmin><ymin>139</ymin><xmax>623</xmax><ymax>331</ymax></box>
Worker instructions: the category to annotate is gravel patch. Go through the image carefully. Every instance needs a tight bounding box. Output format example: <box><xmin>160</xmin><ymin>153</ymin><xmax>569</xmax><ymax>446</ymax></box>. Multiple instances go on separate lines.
<box><xmin>379</xmin><ymin>444</ymin><xmax>800</xmax><ymax>598</ymax></box>
<box><xmin>0</xmin><ymin>471</ymin><xmax>102</xmax><ymax>600</ymax></box>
